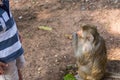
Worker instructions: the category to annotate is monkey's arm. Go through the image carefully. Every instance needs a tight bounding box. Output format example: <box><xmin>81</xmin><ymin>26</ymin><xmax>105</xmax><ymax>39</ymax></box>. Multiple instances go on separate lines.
<box><xmin>72</xmin><ymin>32</ymin><xmax>78</xmax><ymax>53</ymax></box>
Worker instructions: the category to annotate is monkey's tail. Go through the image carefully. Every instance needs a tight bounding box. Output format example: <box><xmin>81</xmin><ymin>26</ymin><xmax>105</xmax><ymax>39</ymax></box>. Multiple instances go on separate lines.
<box><xmin>105</xmin><ymin>71</ymin><xmax>120</xmax><ymax>79</ymax></box>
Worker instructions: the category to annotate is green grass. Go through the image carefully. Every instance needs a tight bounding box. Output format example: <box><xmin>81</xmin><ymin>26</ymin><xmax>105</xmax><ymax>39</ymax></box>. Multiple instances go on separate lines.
<box><xmin>64</xmin><ymin>74</ymin><xmax>76</xmax><ymax>80</ymax></box>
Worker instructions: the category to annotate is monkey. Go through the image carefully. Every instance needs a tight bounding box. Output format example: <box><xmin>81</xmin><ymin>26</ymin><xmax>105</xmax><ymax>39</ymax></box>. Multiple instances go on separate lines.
<box><xmin>72</xmin><ymin>24</ymin><xmax>120</xmax><ymax>80</ymax></box>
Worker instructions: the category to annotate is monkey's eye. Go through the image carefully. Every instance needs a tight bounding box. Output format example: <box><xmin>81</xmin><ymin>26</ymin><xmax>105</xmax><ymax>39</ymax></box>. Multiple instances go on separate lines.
<box><xmin>86</xmin><ymin>36</ymin><xmax>91</xmax><ymax>40</ymax></box>
<box><xmin>86</xmin><ymin>35</ymin><xmax>94</xmax><ymax>41</ymax></box>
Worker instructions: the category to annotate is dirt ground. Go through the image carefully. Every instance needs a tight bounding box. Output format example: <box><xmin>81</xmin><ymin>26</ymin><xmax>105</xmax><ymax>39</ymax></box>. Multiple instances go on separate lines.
<box><xmin>10</xmin><ymin>0</ymin><xmax>120</xmax><ymax>80</ymax></box>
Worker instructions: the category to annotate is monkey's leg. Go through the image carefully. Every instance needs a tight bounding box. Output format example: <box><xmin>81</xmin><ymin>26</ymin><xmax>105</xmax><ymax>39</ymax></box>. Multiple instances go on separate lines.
<box><xmin>89</xmin><ymin>74</ymin><xmax>103</xmax><ymax>80</ymax></box>
<box><xmin>90</xmin><ymin>68</ymin><xmax>104</xmax><ymax>80</ymax></box>
<box><xmin>75</xmin><ymin>74</ymin><xmax>84</xmax><ymax>80</ymax></box>
<box><xmin>78</xmin><ymin>68</ymin><xmax>87</xmax><ymax>80</ymax></box>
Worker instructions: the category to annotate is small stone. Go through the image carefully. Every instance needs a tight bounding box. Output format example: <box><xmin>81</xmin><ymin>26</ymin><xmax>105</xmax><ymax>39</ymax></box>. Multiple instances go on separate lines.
<box><xmin>85</xmin><ymin>0</ymin><xmax>89</xmax><ymax>2</ymax></box>
<box><xmin>81</xmin><ymin>6</ymin><xmax>86</xmax><ymax>10</ymax></box>
<box><xmin>40</xmin><ymin>58</ymin><xmax>43</xmax><ymax>60</ymax></box>
<box><xmin>63</xmin><ymin>56</ymin><xmax>67</xmax><ymax>59</ymax></box>
<box><xmin>60</xmin><ymin>71</ymin><xmax>64</xmax><ymax>73</ymax></box>
<box><xmin>55</xmin><ymin>59</ymin><xmax>58</xmax><ymax>62</ymax></box>
<box><xmin>13</xmin><ymin>0</ymin><xmax>20</xmax><ymax>3</ymax></box>
<box><xmin>38</xmin><ymin>67</ymin><xmax>42</xmax><ymax>71</ymax></box>
<box><xmin>114</xmin><ymin>0</ymin><xmax>118</xmax><ymax>3</ymax></box>
<box><xmin>50</xmin><ymin>70</ymin><xmax>53</xmax><ymax>73</ymax></box>
<box><xmin>110</xmin><ymin>38</ymin><xmax>113</xmax><ymax>41</ymax></box>
<box><xmin>46</xmin><ymin>0</ymin><xmax>49</xmax><ymax>3</ymax></box>
<box><xmin>53</xmin><ymin>64</ymin><xmax>56</xmax><ymax>66</ymax></box>
<box><xmin>18</xmin><ymin>16</ymin><xmax>23</xmax><ymax>19</ymax></box>
<box><xmin>54</xmin><ymin>55</ymin><xmax>58</xmax><ymax>57</ymax></box>
<box><xmin>38</xmin><ymin>71</ymin><xmax>41</xmax><ymax>74</ymax></box>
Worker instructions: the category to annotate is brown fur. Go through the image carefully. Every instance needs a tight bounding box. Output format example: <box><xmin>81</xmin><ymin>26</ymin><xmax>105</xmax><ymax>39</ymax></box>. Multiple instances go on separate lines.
<box><xmin>72</xmin><ymin>24</ymin><xmax>107</xmax><ymax>80</ymax></box>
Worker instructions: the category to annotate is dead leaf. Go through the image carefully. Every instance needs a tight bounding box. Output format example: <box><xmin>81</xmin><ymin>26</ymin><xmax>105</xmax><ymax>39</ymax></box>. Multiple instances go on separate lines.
<box><xmin>38</xmin><ymin>26</ymin><xmax>52</xmax><ymax>31</ymax></box>
<box><xmin>65</xmin><ymin>34</ymin><xmax>72</xmax><ymax>40</ymax></box>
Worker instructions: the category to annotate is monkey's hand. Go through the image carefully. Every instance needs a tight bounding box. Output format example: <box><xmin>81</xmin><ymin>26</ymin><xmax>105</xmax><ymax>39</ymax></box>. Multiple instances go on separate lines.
<box><xmin>72</xmin><ymin>32</ymin><xmax>78</xmax><ymax>53</ymax></box>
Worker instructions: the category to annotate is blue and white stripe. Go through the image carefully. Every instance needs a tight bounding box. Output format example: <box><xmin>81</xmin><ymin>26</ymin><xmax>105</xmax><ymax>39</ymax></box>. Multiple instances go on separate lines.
<box><xmin>0</xmin><ymin>1</ymin><xmax>24</xmax><ymax>63</ymax></box>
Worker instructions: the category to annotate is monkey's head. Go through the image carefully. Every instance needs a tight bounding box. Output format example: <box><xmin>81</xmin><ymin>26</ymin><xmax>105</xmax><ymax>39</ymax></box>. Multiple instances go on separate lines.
<box><xmin>72</xmin><ymin>24</ymin><xmax>100</xmax><ymax>54</ymax></box>
<box><xmin>73</xmin><ymin>24</ymin><xmax>99</xmax><ymax>44</ymax></box>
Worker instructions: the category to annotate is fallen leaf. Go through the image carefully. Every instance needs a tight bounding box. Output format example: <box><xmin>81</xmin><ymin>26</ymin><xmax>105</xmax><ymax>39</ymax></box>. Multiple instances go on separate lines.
<box><xmin>38</xmin><ymin>26</ymin><xmax>52</xmax><ymax>31</ymax></box>
<box><xmin>65</xmin><ymin>34</ymin><xmax>72</xmax><ymax>39</ymax></box>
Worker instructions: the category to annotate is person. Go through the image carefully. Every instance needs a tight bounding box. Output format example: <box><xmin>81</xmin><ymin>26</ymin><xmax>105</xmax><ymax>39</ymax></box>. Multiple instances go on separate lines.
<box><xmin>0</xmin><ymin>0</ymin><xmax>25</xmax><ymax>80</ymax></box>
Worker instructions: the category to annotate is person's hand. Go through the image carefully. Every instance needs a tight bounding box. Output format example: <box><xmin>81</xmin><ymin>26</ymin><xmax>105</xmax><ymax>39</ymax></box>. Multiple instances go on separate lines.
<box><xmin>0</xmin><ymin>0</ymin><xmax>2</xmax><ymax>4</ymax></box>
<box><xmin>19</xmin><ymin>33</ymin><xmax>22</xmax><ymax>43</ymax></box>
<box><xmin>0</xmin><ymin>62</ymin><xmax>8</xmax><ymax>75</ymax></box>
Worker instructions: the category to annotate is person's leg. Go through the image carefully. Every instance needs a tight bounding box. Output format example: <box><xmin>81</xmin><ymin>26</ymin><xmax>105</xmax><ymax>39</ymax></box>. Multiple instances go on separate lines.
<box><xmin>3</xmin><ymin>60</ymin><xmax>19</xmax><ymax>80</ymax></box>
<box><xmin>0</xmin><ymin>55</ymin><xmax>25</xmax><ymax>80</ymax></box>
<box><xmin>16</xmin><ymin>55</ymin><xmax>25</xmax><ymax>80</ymax></box>
<box><xmin>0</xmin><ymin>75</ymin><xmax>6</xmax><ymax>80</ymax></box>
